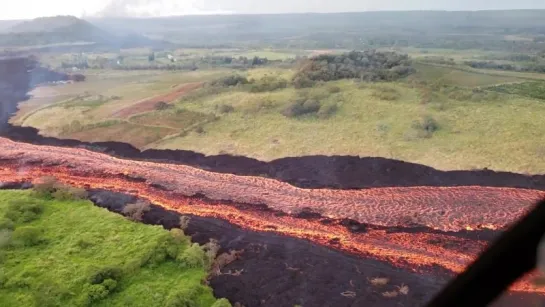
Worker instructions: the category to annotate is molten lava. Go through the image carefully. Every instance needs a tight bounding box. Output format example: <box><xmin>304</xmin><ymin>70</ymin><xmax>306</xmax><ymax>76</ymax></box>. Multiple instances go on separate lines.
<box><xmin>0</xmin><ymin>136</ymin><xmax>544</xmax><ymax>294</ymax></box>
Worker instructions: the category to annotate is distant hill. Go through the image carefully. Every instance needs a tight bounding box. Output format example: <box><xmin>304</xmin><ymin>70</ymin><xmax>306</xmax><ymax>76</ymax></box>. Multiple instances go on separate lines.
<box><xmin>91</xmin><ymin>10</ymin><xmax>545</xmax><ymax>50</ymax></box>
<box><xmin>0</xmin><ymin>20</ymin><xmax>23</xmax><ymax>32</ymax></box>
<box><xmin>0</xmin><ymin>16</ymin><xmax>167</xmax><ymax>48</ymax></box>
<box><xmin>0</xmin><ymin>16</ymin><xmax>112</xmax><ymax>46</ymax></box>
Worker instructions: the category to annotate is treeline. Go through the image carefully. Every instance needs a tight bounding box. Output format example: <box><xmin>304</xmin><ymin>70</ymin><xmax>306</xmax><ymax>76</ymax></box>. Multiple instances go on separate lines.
<box><xmin>292</xmin><ymin>50</ymin><xmax>414</xmax><ymax>87</ymax></box>
<box><xmin>73</xmin><ymin>55</ymin><xmax>288</xmax><ymax>71</ymax></box>
<box><xmin>465</xmin><ymin>60</ymin><xmax>545</xmax><ymax>74</ymax></box>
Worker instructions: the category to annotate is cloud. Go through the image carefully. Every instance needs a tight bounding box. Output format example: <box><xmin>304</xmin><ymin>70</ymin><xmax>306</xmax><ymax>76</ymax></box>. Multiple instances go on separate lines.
<box><xmin>93</xmin><ymin>0</ymin><xmax>545</xmax><ymax>18</ymax></box>
<box><xmin>94</xmin><ymin>0</ymin><xmax>233</xmax><ymax>18</ymax></box>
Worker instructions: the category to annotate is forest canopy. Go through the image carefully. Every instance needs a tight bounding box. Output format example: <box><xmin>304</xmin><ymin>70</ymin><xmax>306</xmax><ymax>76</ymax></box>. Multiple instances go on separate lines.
<box><xmin>293</xmin><ymin>50</ymin><xmax>414</xmax><ymax>87</ymax></box>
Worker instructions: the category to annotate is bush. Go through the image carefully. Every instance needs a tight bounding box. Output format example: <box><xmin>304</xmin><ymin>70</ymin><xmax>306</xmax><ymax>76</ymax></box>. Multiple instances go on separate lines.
<box><xmin>372</xmin><ymin>87</ymin><xmax>401</xmax><ymax>101</ymax></box>
<box><xmin>122</xmin><ymin>201</ymin><xmax>151</xmax><ymax>222</ymax></box>
<box><xmin>155</xmin><ymin>101</ymin><xmax>172</xmax><ymax>110</ymax></box>
<box><xmin>177</xmin><ymin>243</ymin><xmax>206</xmax><ymax>268</ymax></box>
<box><xmin>217</xmin><ymin>104</ymin><xmax>234</xmax><ymax>114</ymax></box>
<box><xmin>102</xmin><ymin>278</ymin><xmax>118</xmax><ymax>291</ymax></box>
<box><xmin>210</xmin><ymin>75</ymin><xmax>248</xmax><ymax>87</ymax></box>
<box><xmin>203</xmin><ymin>239</ymin><xmax>221</xmax><ymax>268</ymax></box>
<box><xmin>33</xmin><ymin>176</ymin><xmax>59</xmax><ymax>198</ymax></box>
<box><xmin>179</xmin><ymin>216</ymin><xmax>191</xmax><ymax>230</ymax></box>
<box><xmin>0</xmin><ymin>218</ymin><xmax>15</xmax><ymax>231</ymax></box>
<box><xmin>293</xmin><ymin>75</ymin><xmax>316</xmax><ymax>89</ymax></box>
<box><xmin>328</xmin><ymin>85</ymin><xmax>341</xmax><ymax>93</ymax></box>
<box><xmin>0</xmin><ymin>230</ymin><xmax>12</xmax><ymax>248</ymax></box>
<box><xmin>249</xmin><ymin>76</ymin><xmax>288</xmax><ymax>92</ymax></box>
<box><xmin>281</xmin><ymin>99</ymin><xmax>321</xmax><ymax>118</ymax></box>
<box><xmin>211</xmin><ymin>298</ymin><xmax>232</xmax><ymax>307</ymax></box>
<box><xmin>11</xmin><ymin>226</ymin><xmax>45</xmax><ymax>247</ymax></box>
<box><xmin>317</xmin><ymin>103</ymin><xmax>338</xmax><ymax>119</ymax></box>
<box><xmin>194</xmin><ymin>126</ymin><xmax>205</xmax><ymax>134</ymax></box>
<box><xmin>293</xmin><ymin>50</ymin><xmax>413</xmax><ymax>83</ymax></box>
<box><xmin>4</xmin><ymin>201</ymin><xmax>44</xmax><ymax>223</ymax></box>
<box><xmin>86</xmin><ymin>284</ymin><xmax>109</xmax><ymax>302</ymax></box>
<box><xmin>33</xmin><ymin>177</ymin><xmax>87</xmax><ymax>201</ymax></box>
<box><xmin>411</xmin><ymin>115</ymin><xmax>440</xmax><ymax>138</ymax></box>
<box><xmin>51</xmin><ymin>186</ymin><xmax>88</xmax><ymax>201</ymax></box>
<box><xmin>89</xmin><ymin>266</ymin><xmax>123</xmax><ymax>285</ymax></box>
<box><xmin>165</xmin><ymin>288</ymin><xmax>200</xmax><ymax>307</ymax></box>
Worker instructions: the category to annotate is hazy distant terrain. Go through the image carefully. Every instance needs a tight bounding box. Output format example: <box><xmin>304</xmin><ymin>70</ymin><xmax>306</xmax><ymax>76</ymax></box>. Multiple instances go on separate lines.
<box><xmin>91</xmin><ymin>11</ymin><xmax>545</xmax><ymax>50</ymax></box>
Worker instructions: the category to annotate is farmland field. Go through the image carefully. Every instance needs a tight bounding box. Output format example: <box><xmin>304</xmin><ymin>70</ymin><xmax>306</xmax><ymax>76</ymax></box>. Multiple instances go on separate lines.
<box><xmin>11</xmin><ymin>46</ymin><xmax>545</xmax><ymax>174</ymax></box>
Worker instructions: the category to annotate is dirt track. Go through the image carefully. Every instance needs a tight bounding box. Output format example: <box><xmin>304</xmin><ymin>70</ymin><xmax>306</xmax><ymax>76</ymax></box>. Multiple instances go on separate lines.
<box><xmin>112</xmin><ymin>82</ymin><xmax>203</xmax><ymax>118</ymax></box>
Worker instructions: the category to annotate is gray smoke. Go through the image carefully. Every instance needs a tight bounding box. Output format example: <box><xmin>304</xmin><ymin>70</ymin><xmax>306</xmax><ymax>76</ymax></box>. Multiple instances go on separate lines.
<box><xmin>95</xmin><ymin>0</ymin><xmax>152</xmax><ymax>18</ymax></box>
<box><xmin>94</xmin><ymin>0</ymin><xmax>545</xmax><ymax>17</ymax></box>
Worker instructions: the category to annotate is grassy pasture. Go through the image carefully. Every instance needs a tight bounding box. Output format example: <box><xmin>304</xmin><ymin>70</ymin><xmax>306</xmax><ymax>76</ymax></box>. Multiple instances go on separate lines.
<box><xmin>0</xmin><ymin>190</ymin><xmax>225</xmax><ymax>307</ymax></box>
<box><xmin>12</xmin><ymin>56</ymin><xmax>545</xmax><ymax>173</ymax></box>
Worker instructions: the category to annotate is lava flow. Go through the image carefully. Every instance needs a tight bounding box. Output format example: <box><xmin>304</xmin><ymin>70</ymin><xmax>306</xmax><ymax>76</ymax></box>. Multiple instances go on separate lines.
<box><xmin>1</xmin><ymin>136</ymin><xmax>545</xmax><ymax>294</ymax></box>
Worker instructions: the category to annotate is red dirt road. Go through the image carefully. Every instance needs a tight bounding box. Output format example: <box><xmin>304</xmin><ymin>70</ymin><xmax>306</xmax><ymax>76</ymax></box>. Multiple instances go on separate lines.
<box><xmin>112</xmin><ymin>82</ymin><xmax>203</xmax><ymax>118</ymax></box>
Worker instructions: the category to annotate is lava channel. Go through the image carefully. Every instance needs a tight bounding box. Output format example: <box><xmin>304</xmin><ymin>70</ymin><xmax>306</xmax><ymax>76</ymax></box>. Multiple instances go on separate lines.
<box><xmin>0</xmin><ymin>136</ymin><xmax>544</xmax><ymax>294</ymax></box>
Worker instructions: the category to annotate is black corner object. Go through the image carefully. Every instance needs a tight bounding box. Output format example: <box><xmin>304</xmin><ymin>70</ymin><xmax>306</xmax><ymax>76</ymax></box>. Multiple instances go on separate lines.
<box><xmin>427</xmin><ymin>199</ymin><xmax>545</xmax><ymax>307</ymax></box>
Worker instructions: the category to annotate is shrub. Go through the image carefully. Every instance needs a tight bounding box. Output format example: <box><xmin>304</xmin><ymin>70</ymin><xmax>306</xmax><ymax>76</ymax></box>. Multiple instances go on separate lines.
<box><xmin>52</xmin><ymin>186</ymin><xmax>88</xmax><ymax>201</ymax></box>
<box><xmin>177</xmin><ymin>243</ymin><xmax>206</xmax><ymax>268</ymax></box>
<box><xmin>281</xmin><ymin>99</ymin><xmax>321</xmax><ymax>118</ymax></box>
<box><xmin>122</xmin><ymin>201</ymin><xmax>151</xmax><ymax>222</ymax></box>
<box><xmin>210</xmin><ymin>75</ymin><xmax>248</xmax><ymax>87</ymax></box>
<box><xmin>328</xmin><ymin>85</ymin><xmax>341</xmax><ymax>93</ymax></box>
<box><xmin>33</xmin><ymin>176</ymin><xmax>59</xmax><ymax>198</ymax></box>
<box><xmin>372</xmin><ymin>87</ymin><xmax>401</xmax><ymax>101</ymax></box>
<box><xmin>249</xmin><ymin>76</ymin><xmax>288</xmax><ymax>92</ymax></box>
<box><xmin>33</xmin><ymin>177</ymin><xmax>88</xmax><ymax>200</ymax></box>
<box><xmin>5</xmin><ymin>201</ymin><xmax>44</xmax><ymax>223</ymax></box>
<box><xmin>86</xmin><ymin>284</ymin><xmax>109</xmax><ymax>302</ymax></box>
<box><xmin>217</xmin><ymin>104</ymin><xmax>234</xmax><ymax>114</ymax></box>
<box><xmin>89</xmin><ymin>266</ymin><xmax>123</xmax><ymax>285</ymax></box>
<box><xmin>194</xmin><ymin>126</ymin><xmax>205</xmax><ymax>134</ymax></box>
<box><xmin>11</xmin><ymin>226</ymin><xmax>45</xmax><ymax>247</ymax></box>
<box><xmin>165</xmin><ymin>288</ymin><xmax>200</xmax><ymax>307</ymax></box>
<box><xmin>317</xmin><ymin>103</ymin><xmax>338</xmax><ymax>119</ymax></box>
<box><xmin>211</xmin><ymin>298</ymin><xmax>232</xmax><ymax>307</ymax></box>
<box><xmin>376</xmin><ymin>123</ymin><xmax>390</xmax><ymax>136</ymax></box>
<box><xmin>155</xmin><ymin>101</ymin><xmax>172</xmax><ymax>110</ymax></box>
<box><xmin>411</xmin><ymin>115</ymin><xmax>440</xmax><ymax>138</ymax></box>
<box><xmin>0</xmin><ymin>218</ymin><xmax>15</xmax><ymax>231</ymax></box>
<box><xmin>179</xmin><ymin>216</ymin><xmax>191</xmax><ymax>230</ymax></box>
<box><xmin>102</xmin><ymin>278</ymin><xmax>118</xmax><ymax>291</ymax></box>
<box><xmin>244</xmin><ymin>97</ymin><xmax>276</xmax><ymax>114</ymax></box>
<box><xmin>293</xmin><ymin>75</ymin><xmax>316</xmax><ymax>89</ymax></box>
<box><xmin>203</xmin><ymin>239</ymin><xmax>221</xmax><ymax>268</ymax></box>
<box><xmin>0</xmin><ymin>230</ymin><xmax>12</xmax><ymax>248</ymax></box>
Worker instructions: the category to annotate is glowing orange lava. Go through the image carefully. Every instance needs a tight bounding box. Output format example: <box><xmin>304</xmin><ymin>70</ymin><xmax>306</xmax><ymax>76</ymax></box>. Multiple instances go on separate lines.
<box><xmin>0</xmin><ymin>136</ymin><xmax>544</xmax><ymax>294</ymax></box>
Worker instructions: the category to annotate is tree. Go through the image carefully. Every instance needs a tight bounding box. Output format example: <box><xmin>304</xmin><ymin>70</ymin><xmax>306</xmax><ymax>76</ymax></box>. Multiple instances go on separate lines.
<box><xmin>148</xmin><ymin>53</ymin><xmax>155</xmax><ymax>62</ymax></box>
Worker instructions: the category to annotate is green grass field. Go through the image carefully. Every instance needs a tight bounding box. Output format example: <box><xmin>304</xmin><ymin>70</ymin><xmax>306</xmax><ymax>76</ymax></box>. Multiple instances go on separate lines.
<box><xmin>155</xmin><ymin>79</ymin><xmax>545</xmax><ymax>173</ymax></box>
<box><xmin>0</xmin><ymin>190</ymin><xmax>228</xmax><ymax>307</ymax></box>
<box><xmin>12</xmin><ymin>52</ymin><xmax>545</xmax><ymax>174</ymax></box>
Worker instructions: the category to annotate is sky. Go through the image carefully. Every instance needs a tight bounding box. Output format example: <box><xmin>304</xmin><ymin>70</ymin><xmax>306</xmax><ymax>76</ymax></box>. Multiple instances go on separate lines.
<box><xmin>2</xmin><ymin>0</ymin><xmax>545</xmax><ymax>20</ymax></box>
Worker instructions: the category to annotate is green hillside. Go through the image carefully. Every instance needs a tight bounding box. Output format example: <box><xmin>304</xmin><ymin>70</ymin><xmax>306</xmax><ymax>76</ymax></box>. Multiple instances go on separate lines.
<box><xmin>0</xmin><ymin>189</ymin><xmax>229</xmax><ymax>307</ymax></box>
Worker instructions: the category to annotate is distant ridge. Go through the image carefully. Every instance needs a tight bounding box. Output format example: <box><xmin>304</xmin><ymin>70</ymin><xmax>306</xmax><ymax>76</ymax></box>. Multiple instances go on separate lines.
<box><xmin>0</xmin><ymin>15</ymin><xmax>166</xmax><ymax>48</ymax></box>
